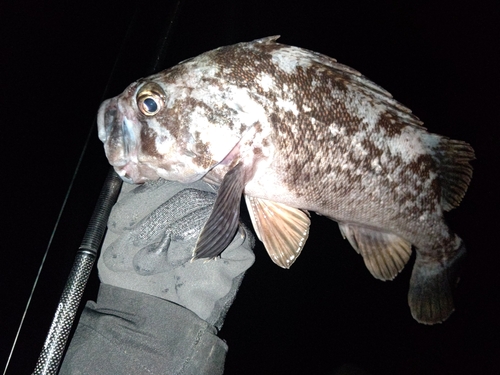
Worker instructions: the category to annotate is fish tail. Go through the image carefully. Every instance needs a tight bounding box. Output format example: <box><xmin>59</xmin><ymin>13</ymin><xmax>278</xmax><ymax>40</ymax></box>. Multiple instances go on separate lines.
<box><xmin>408</xmin><ymin>236</ymin><xmax>466</xmax><ymax>324</ymax></box>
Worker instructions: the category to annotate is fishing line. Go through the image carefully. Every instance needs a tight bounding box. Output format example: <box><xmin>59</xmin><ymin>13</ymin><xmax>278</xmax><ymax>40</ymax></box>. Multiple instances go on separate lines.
<box><xmin>3</xmin><ymin>16</ymin><xmax>137</xmax><ymax>375</ymax></box>
<box><xmin>3</xmin><ymin>0</ymin><xmax>181</xmax><ymax>375</ymax></box>
<box><xmin>2</xmin><ymin>168</ymin><xmax>78</xmax><ymax>375</ymax></box>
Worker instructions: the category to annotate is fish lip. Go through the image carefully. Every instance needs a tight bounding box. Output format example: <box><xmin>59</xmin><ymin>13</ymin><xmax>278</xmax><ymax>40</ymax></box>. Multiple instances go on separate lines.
<box><xmin>113</xmin><ymin>162</ymin><xmax>148</xmax><ymax>184</ymax></box>
<box><xmin>97</xmin><ymin>98</ymin><xmax>116</xmax><ymax>143</ymax></box>
<box><xmin>98</xmin><ymin>97</ymin><xmax>143</xmax><ymax>183</ymax></box>
<box><xmin>112</xmin><ymin>158</ymin><xmax>161</xmax><ymax>184</ymax></box>
<box><xmin>115</xmin><ymin>167</ymin><xmax>135</xmax><ymax>184</ymax></box>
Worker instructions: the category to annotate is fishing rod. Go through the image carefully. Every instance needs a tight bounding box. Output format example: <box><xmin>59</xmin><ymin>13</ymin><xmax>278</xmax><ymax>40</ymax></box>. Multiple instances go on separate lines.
<box><xmin>32</xmin><ymin>4</ymin><xmax>183</xmax><ymax>373</ymax></box>
<box><xmin>2</xmin><ymin>2</ymin><xmax>184</xmax><ymax>374</ymax></box>
<box><xmin>32</xmin><ymin>168</ymin><xmax>122</xmax><ymax>375</ymax></box>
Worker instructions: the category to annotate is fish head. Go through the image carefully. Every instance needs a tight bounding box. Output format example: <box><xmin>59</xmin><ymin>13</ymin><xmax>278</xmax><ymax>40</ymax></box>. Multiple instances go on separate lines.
<box><xmin>97</xmin><ymin>77</ymin><xmax>226</xmax><ymax>184</ymax></box>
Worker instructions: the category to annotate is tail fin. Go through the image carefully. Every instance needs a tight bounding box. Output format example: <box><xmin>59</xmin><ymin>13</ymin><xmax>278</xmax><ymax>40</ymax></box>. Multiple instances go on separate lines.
<box><xmin>408</xmin><ymin>238</ymin><xmax>466</xmax><ymax>324</ymax></box>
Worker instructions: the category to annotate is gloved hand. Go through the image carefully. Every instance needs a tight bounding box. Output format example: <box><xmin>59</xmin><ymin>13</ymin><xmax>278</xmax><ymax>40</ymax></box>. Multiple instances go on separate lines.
<box><xmin>60</xmin><ymin>179</ymin><xmax>255</xmax><ymax>375</ymax></box>
<box><xmin>99</xmin><ymin>178</ymin><xmax>255</xmax><ymax>330</ymax></box>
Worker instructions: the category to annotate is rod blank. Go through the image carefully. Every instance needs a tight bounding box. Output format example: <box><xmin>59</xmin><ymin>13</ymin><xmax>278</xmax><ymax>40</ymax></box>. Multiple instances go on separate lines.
<box><xmin>33</xmin><ymin>169</ymin><xmax>122</xmax><ymax>375</ymax></box>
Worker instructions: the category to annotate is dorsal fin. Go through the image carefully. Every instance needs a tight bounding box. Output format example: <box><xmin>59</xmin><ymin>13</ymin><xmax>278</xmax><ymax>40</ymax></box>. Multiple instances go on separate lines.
<box><xmin>429</xmin><ymin>137</ymin><xmax>475</xmax><ymax>211</ymax></box>
<box><xmin>253</xmin><ymin>35</ymin><xmax>281</xmax><ymax>44</ymax></box>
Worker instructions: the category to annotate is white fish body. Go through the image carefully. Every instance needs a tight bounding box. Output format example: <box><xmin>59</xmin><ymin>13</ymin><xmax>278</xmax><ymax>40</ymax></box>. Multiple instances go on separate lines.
<box><xmin>97</xmin><ymin>36</ymin><xmax>474</xmax><ymax>324</ymax></box>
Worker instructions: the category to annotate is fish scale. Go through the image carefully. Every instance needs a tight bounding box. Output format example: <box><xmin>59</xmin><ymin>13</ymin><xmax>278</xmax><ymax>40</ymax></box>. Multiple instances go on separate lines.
<box><xmin>97</xmin><ymin>36</ymin><xmax>474</xmax><ymax>324</ymax></box>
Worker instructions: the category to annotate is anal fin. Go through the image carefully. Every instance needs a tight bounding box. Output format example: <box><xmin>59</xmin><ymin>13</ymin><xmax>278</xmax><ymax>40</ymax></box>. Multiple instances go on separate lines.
<box><xmin>338</xmin><ymin>223</ymin><xmax>412</xmax><ymax>281</ymax></box>
<box><xmin>245</xmin><ymin>196</ymin><xmax>310</xmax><ymax>269</ymax></box>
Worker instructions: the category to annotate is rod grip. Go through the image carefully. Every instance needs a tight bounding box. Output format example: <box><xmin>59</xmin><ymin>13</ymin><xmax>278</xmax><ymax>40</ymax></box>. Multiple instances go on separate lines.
<box><xmin>33</xmin><ymin>168</ymin><xmax>122</xmax><ymax>374</ymax></box>
<box><xmin>80</xmin><ymin>168</ymin><xmax>123</xmax><ymax>255</ymax></box>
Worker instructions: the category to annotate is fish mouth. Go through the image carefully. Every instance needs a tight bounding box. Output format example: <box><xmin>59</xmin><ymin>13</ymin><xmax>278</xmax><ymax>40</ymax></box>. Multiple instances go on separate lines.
<box><xmin>110</xmin><ymin>120</ymin><xmax>157</xmax><ymax>184</ymax></box>
<box><xmin>113</xmin><ymin>162</ymin><xmax>150</xmax><ymax>184</ymax></box>
<box><xmin>98</xmin><ymin>98</ymin><xmax>155</xmax><ymax>184</ymax></box>
<box><xmin>114</xmin><ymin>119</ymin><xmax>160</xmax><ymax>183</ymax></box>
<box><xmin>112</xmin><ymin>153</ymin><xmax>162</xmax><ymax>184</ymax></box>
<box><xmin>97</xmin><ymin>97</ymin><xmax>136</xmax><ymax>154</ymax></box>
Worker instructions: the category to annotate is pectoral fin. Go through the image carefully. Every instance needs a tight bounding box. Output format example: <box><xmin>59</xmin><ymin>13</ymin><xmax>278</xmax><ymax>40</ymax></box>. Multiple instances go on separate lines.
<box><xmin>245</xmin><ymin>196</ymin><xmax>310</xmax><ymax>269</ymax></box>
<box><xmin>338</xmin><ymin>223</ymin><xmax>412</xmax><ymax>281</ymax></box>
<box><xmin>193</xmin><ymin>163</ymin><xmax>245</xmax><ymax>260</ymax></box>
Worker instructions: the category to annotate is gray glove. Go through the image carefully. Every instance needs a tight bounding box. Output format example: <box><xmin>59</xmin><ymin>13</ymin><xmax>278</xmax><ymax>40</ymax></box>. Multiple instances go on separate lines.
<box><xmin>98</xmin><ymin>178</ymin><xmax>255</xmax><ymax>330</ymax></box>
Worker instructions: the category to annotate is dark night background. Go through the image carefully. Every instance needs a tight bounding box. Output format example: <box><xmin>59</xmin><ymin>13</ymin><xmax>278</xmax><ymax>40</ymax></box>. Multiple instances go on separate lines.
<box><xmin>1</xmin><ymin>1</ymin><xmax>499</xmax><ymax>374</ymax></box>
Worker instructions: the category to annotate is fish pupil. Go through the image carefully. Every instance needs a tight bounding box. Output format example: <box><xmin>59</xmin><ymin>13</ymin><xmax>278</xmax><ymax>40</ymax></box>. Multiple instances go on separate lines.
<box><xmin>143</xmin><ymin>97</ymin><xmax>158</xmax><ymax>113</ymax></box>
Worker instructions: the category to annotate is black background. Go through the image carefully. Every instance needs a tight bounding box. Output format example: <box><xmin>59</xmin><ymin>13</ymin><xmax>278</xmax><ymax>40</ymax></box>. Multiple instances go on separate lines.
<box><xmin>1</xmin><ymin>1</ymin><xmax>499</xmax><ymax>374</ymax></box>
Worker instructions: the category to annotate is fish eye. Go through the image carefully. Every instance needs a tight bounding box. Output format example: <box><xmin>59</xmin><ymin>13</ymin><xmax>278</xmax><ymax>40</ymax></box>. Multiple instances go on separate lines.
<box><xmin>136</xmin><ymin>82</ymin><xmax>165</xmax><ymax>116</ymax></box>
<box><xmin>140</xmin><ymin>97</ymin><xmax>159</xmax><ymax>114</ymax></box>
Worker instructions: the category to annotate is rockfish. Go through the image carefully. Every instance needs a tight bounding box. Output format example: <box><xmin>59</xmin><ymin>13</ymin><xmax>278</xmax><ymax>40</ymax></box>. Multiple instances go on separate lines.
<box><xmin>97</xmin><ymin>36</ymin><xmax>474</xmax><ymax>324</ymax></box>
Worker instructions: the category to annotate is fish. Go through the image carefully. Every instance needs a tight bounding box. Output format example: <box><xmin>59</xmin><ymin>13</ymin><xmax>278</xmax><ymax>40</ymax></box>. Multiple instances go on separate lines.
<box><xmin>97</xmin><ymin>36</ymin><xmax>474</xmax><ymax>324</ymax></box>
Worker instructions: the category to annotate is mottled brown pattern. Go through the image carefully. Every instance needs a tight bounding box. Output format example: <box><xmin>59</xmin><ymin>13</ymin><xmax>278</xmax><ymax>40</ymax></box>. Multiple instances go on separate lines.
<box><xmin>98</xmin><ymin>37</ymin><xmax>475</xmax><ymax>324</ymax></box>
<box><xmin>376</xmin><ymin>112</ymin><xmax>404</xmax><ymax>137</ymax></box>
<box><xmin>216</xmin><ymin>42</ymin><xmax>444</xmax><ymax>248</ymax></box>
<box><xmin>139</xmin><ymin>122</ymin><xmax>161</xmax><ymax>158</ymax></box>
<box><xmin>406</xmin><ymin>154</ymin><xmax>434</xmax><ymax>177</ymax></box>
<box><xmin>135</xmin><ymin>39</ymin><xmax>461</xmax><ymax>249</ymax></box>
<box><xmin>193</xmin><ymin>131</ymin><xmax>213</xmax><ymax>169</ymax></box>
